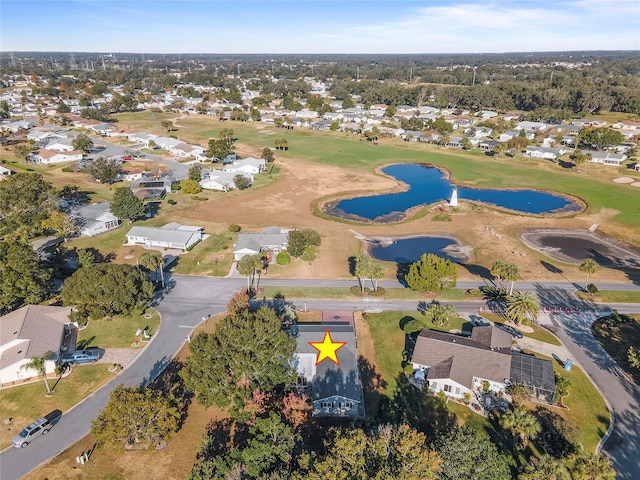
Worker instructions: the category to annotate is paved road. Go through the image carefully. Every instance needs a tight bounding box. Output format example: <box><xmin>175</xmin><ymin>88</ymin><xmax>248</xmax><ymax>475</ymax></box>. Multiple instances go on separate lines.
<box><xmin>1</xmin><ymin>275</ymin><xmax>638</xmax><ymax>479</ymax></box>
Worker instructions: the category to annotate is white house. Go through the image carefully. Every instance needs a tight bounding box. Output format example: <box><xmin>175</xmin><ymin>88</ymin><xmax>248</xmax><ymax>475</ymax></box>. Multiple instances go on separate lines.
<box><xmin>125</xmin><ymin>222</ymin><xmax>204</xmax><ymax>251</ymax></box>
<box><xmin>233</xmin><ymin>226</ymin><xmax>290</xmax><ymax>261</ymax></box>
<box><xmin>587</xmin><ymin>151</ymin><xmax>627</xmax><ymax>166</ymax></box>
<box><xmin>171</xmin><ymin>142</ymin><xmax>205</xmax><ymax>158</ymax></box>
<box><xmin>500</xmin><ymin>130</ymin><xmax>535</xmax><ymax>142</ymax></box>
<box><xmin>199</xmin><ymin>171</ymin><xmax>246</xmax><ymax>192</ymax></box>
<box><xmin>525</xmin><ymin>146</ymin><xmax>567</xmax><ymax>160</ymax></box>
<box><xmin>292</xmin><ymin>324</ymin><xmax>364</xmax><ymax>418</ymax></box>
<box><xmin>127</xmin><ymin>132</ymin><xmax>159</xmax><ymax>147</ymax></box>
<box><xmin>0</xmin><ymin>165</ymin><xmax>14</xmax><ymax>180</ymax></box>
<box><xmin>30</xmin><ymin>149</ymin><xmax>84</xmax><ymax>164</ymax></box>
<box><xmin>411</xmin><ymin>328</ymin><xmax>512</xmax><ymax>399</ymax></box>
<box><xmin>0</xmin><ymin>305</ymin><xmax>74</xmax><ymax>386</ymax></box>
<box><xmin>223</xmin><ymin>157</ymin><xmax>266</xmax><ymax>175</ymax></box>
<box><xmin>515</xmin><ymin>121</ymin><xmax>548</xmax><ymax>133</ymax></box>
<box><xmin>44</xmin><ymin>138</ymin><xmax>75</xmax><ymax>151</ymax></box>
<box><xmin>68</xmin><ymin>201</ymin><xmax>120</xmax><ymax>237</ymax></box>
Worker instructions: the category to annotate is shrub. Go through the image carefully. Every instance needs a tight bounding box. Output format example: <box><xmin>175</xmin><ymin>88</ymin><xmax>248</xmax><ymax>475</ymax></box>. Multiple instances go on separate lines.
<box><xmin>403</xmin><ymin>364</ymin><xmax>414</xmax><ymax>374</ymax></box>
<box><xmin>368</xmin><ymin>287</ymin><xmax>386</xmax><ymax>297</ymax></box>
<box><xmin>228</xmin><ymin>223</ymin><xmax>241</xmax><ymax>233</ymax></box>
<box><xmin>586</xmin><ymin>283</ymin><xmax>599</xmax><ymax>294</ymax></box>
<box><xmin>167</xmin><ymin>199</ymin><xmax>177</xmax><ymax>205</ymax></box>
<box><xmin>190</xmin><ymin>196</ymin><xmax>208</xmax><ymax>201</ymax></box>
<box><xmin>466</xmin><ymin>288</ymin><xmax>482</xmax><ymax>297</ymax></box>
<box><xmin>432</xmin><ymin>213</ymin><xmax>452</xmax><ymax>222</ymax></box>
<box><xmin>276</xmin><ymin>251</ymin><xmax>290</xmax><ymax>265</ymax></box>
<box><xmin>61</xmin><ymin>166</ymin><xmax>73</xmax><ymax>173</ymax></box>
<box><xmin>301</xmin><ymin>245</ymin><xmax>316</xmax><ymax>262</ymax></box>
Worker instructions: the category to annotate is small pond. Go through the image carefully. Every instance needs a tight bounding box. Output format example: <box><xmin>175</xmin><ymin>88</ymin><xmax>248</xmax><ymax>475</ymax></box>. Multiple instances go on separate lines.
<box><xmin>369</xmin><ymin>236</ymin><xmax>467</xmax><ymax>264</ymax></box>
<box><xmin>326</xmin><ymin>164</ymin><xmax>581</xmax><ymax>222</ymax></box>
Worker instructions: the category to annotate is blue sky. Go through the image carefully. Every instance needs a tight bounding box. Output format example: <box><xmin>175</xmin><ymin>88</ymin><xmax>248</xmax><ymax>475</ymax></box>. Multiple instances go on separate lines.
<box><xmin>1</xmin><ymin>0</ymin><xmax>639</xmax><ymax>53</ymax></box>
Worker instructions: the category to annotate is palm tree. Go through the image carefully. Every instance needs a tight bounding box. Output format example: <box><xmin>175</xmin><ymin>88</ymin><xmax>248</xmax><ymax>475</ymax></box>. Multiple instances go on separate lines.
<box><xmin>440</xmin><ymin>134</ymin><xmax>451</xmax><ymax>148</ymax></box>
<box><xmin>491</xmin><ymin>260</ymin><xmax>507</xmax><ymax>286</ymax></box>
<box><xmin>424</xmin><ymin>303</ymin><xmax>457</xmax><ymax>328</ymax></box>
<box><xmin>579</xmin><ymin>258</ymin><xmax>598</xmax><ymax>290</ymax></box>
<box><xmin>138</xmin><ymin>252</ymin><xmax>164</xmax><ymax>287</ymax></box>
<box><xmin>570</xmin><ymin>452</ymin><xmax>616</xmax><ymax>480</ymax></box>
<box><xmin>22</xmin><ymin>351</ymin><xmax>54</xmax><ymax>395</ymax></box>
<box><xmin>519</xmin><ymin>453</ymin><xmax>569</xmax><ymax>480</ymax></box>
<box><xmin>506</xmin><ymin>291</ymin><xmax>540</xmax><ymax>325</ymax></box>
<box><xmin>500</xmin><ymin>405</ymin><xmax>541</xmax><ymax>448</ymax></box>
<box><xmin>237</xmin><ymin>254</ymin><xmax>262</xmax><ymax>291</ymax></box>
<box><xmin>370</xmin><ymin>262</ymin><xmax>385</xmax><ymax>291</ymax></box>
<box><xmin>355</xmin><ymin>253</ymin><xmax>372</xmax><ymax>293</ymax></box>
<box><xmin>555</xmin><ymin>375</ymin><xmax>572</xmax><ymax>407</ymax></box>
<box><xmin>504</xmin><ymin>263</ymin><xmax>520</xmax><ymax>295</ymax></box>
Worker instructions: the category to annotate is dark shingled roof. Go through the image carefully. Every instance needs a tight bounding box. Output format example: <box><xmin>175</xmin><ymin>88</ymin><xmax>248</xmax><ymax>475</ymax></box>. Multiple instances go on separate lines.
<box><xmin>411</xmin><ymin>329</ymin><xmax>511</xmax><ymax>387</ymax></box>
<box><xmin>294</xmin><ymin>324</ymin><xmax>363</xmax><ymax>405</ymax></box>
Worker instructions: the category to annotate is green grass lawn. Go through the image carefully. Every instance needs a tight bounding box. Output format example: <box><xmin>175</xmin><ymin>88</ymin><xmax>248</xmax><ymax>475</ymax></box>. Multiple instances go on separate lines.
<box><xmin>77</xmin><ymin>308</ymin><xmax>160</xmax><ymax>349</ymax></box>
<box><xmin>172</xmin><ymin>232</ymin><xmax>234</xmax><ymax>276</ymax></box>
<box><xmin>534</xmin><ymin>353</ymin><xmax>610</xmax><ymax>453</ymax></box>
<box><xmin>576</xmin><ymin>290</ymin><xmax>640</xmax><ymax>303</ymax></box>
<box><xmin>259</xmin><ymin>285</ymin><xmax>476</xmax><ymax>301</ymax></box>
<box><xmin>0</xmin><ymin>365</ymin><xmax>115</xmax><ymax>450</ymax></box>
<box><xmin>111</xmin><ymin>112</ymin><xmax>640</xmax><ymax>227</ymax></box>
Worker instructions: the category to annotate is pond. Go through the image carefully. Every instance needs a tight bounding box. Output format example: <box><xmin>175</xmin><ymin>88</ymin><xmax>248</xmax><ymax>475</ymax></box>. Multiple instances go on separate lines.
<box><xmin>326</xmin><ymin>164</ymin><xmax>582</xmax><ymax>222</ymax></box>
<box><xmin>369</xmin><ymin>236</ymin><xmax>468</xmax><ymax>264</ymax></box>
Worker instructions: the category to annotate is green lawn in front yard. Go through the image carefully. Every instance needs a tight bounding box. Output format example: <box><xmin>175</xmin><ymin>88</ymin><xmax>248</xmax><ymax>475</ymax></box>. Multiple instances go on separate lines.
<box><xmin>0</xmin><ymin>365</ymin><xmax>115</xmax><ymax>450</ymax></box>
<box><xmin>576</xmin><ymin>290</ymin><xmax>640</xmax><ymax>303</ymax></box>
<box><xmin>76</xmin><ymin>308</ymin><xmax>160</xmax><ymax>349</ymax></box>
<box><xmin>171</xmin><ymin>232</ymin><xmax>234</xmax><ymax>276</ymax></box>
<box><xmin>259</xmin><ymin>285</ymin><xmax>475</xmax><ymax>302</ymax></box>
<box><xmin>527</xmin><ymin>352</ymin><xmax>610</xmax><ymax>453</ymax></box>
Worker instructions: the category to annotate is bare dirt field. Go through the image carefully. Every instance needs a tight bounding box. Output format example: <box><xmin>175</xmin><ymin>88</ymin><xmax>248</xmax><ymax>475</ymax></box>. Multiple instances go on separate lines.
<box><xmin>174</xmin><ymin>153</ymin><xmax>635</xmax><ymax>284</ymax></box>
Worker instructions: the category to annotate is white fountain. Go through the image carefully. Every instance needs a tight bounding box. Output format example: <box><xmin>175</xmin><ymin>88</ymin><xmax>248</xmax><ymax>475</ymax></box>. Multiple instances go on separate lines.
<box><xmin>449</xmin><ymin>186</ymin><xmax>459</xmax><ymax>207</ymax></box>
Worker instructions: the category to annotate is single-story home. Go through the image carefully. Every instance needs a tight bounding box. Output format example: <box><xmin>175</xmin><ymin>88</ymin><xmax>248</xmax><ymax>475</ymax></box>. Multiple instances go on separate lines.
<box><xmin>572</xmin><ymin>118</ymin><xmax>607</xmax><ymax>128</ymax></box>
<box><xmin>0</xmin><ymin>305</ymin><xmax>75</xmax><ymax>386</ymax></box>
<box><xmin>127</xmin><ymin>132</ymin><xmax>159</xmax><ymax>146</ymax></box>
<box><xmin>199</xmin><ymin>171</ymin><xmax>250</xmax><ymax>192</ymax></box>
<box><xmin>125</xmin><ymin>222</ymin><xmax>204</xmax><ymax>251</ymax></box>
<box><xmin>130</xmin><ymin>175</ymin><xmax>174</xmax><ymax>200</ymax></box>
<box><xmin>0</xmin><ymin>165</ymin><xmax>14</xmax><ymax>179</ymax></box>
<box><xmin>410</xmin><ymin>326</ymin><xmax>556</xmax><ymax>404</ymax></box>
<box><xmin>44</xmin><ymin>138</ymin><xmax>75</xmax><ymax>151</ymax></box>
<box><xmin>30</xmin><ymin>149</ymin><xmax>84</xmax><ymax>164</ymax></box>
<box><xmin>515</xmin><ymin>121</ymin><xmax>549</xmax><ymax>133</ymax></box>
<box><xmin>411</xmin><ymin>327</ymin><xmax>513</xmax><ymax>399</ymax></box>
<box><xmin>223</xmin><ymin>157</ymin><xmax>267</xmax><ymax>175</ymax></box>
<box><xmin>587</xmin><ymin>151</ymin><xmax>627</xmax><ymax>166</ymax></box>
<box><xmin>525</xmin><ymin>146</ymin><xmax>567</xmax><ymax>160</ymax></box>
<box><xmin>292</xmin><ymin>323</ymin><xmax>364</xmax><ymax>418</ymax></box>
<box><xmin>68</xmin><ymin>201</ymin><xmax>120</xmax><ymax>237</ymax></box>
<box><xmin>500</xmin><ymin>130</ymin><xmax>535</xmax><ymax>142</ymax></box>
<box><xmin>233</xmin><ymin>226</ymin><xmax>290</xmax><ymax>261</ymax></box>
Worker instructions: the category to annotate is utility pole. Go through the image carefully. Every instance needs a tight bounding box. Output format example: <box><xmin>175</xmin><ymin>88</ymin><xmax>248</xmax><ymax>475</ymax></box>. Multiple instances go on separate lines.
<box><xmin>472</xmin><ymin>67</ymin><xmax>477</xmax><ymax>86</ymax></box>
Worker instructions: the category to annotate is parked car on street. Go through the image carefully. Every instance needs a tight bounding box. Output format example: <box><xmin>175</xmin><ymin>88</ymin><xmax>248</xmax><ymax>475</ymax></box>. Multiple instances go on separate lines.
<box><xmin>63</xmin><ymin>349</ymin><xmax>101</xmax><ymax>364</ymax></box>
<box><xmin>496</xmin><ymin>323</ymin><xmax>524</xmax><ymax>339</ymax></box>
<box><xmin>12</xmin><ymin>411</ymin><xmax>62</xmax><ymax>448</ymax></box>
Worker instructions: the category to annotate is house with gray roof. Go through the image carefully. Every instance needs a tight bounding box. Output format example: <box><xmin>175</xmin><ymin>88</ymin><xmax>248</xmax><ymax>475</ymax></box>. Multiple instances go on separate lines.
<box><xmin>68</xmin><ymin>201</ymin><xmax>119</xmax><ymax>237</ymax></box>
<box><xmin>233</xmin><ymin>226</ymin><xmax>290</xmax><ymax>261</ymax></box>
<box><xmin>411</xmin><ymin>328</ymin><xmax>512</xmax><ymax>399</ymax></box>
<box><xmin>125</xmin><ymin>222</ymin><xmax>204</xmax><ymax>251</ymax></box>
<box><xmin>0</xmin><ymin>305</ymin><xmax>74</xmax><ymax>386</ymax></box>
<box><xmin>411</xmin><ymin>326</ymin><xmax>556</xmax><ymax>404</ymax></box>
<box><xmin>587</xmin><ymin>151</ymin><xmax>627</xmax><ymax>166</ymax></box>
<box><xmin>292</xmin><ymin>323</ymin><xmax>364</xmax><ymax>418</ymax></box>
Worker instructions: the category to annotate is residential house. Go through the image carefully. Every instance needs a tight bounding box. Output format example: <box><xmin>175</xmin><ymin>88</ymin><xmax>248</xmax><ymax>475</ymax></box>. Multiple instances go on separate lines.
<box><xmin>30</xmin><ymin>149</ymin><xmax>84</xmax><ymax>164</ymax></box>
<box><xmin>525</xmin><ymin>146</ymin><xmax>567</xmax><ymax>160</ymax></box>
<box><xmin>476</xmin><ymin>110</ymin><xmax>498</xmax><ymax>119</ymax></box>
<box><xmin>154</xmin><ymin>136</ymin><xmax>183</xmax><ymax>151</ymax></box>
<box><xmin>199</xmin><ymin>170</ymin><xmax>250</xmax><ymax>191</ymax></box>
<box><xmin>171</xmin><ymin>142</ymin><xmax>205</xmax><ymax>158</ymax></box>
<box><xmin>311</xmin><ymin>119</ymin><xmax>333</xmax><ymax>131</ymax></box>
<box><xmin>0</xmin><ymin>165</ymin><xmax>14</xmax><ymax>180</ymax></box>
<box><xmin>555</xmin><ymin>124</ymin><xmax>582</xmax><ymax>136</ymax></box>
<box><xmin>445</xmin><ymin>136</ymin><xmax>464</xmax><ymax>148</ymax></box>
<box><xmin>44</xmin><ymin>137</ymin><xmax>75</xmax><ymax>151</ymax></box>
<box><xmin>572</xmin><ymin>118</ymin><xmax>607</xmax><ymax>128</ymax></box>
<box><xmin>116</xmin><ymin>169</ymin><xmax>144</xmax><ymax>182</ymax></box>
<box><xmin>587</xmin><ymin>151</ymin><xmax>627</xmax><ymax>166</ymax></box>
<box><xmin>1</xmin><ymin>120</ymin><xmax>34</xmax><ymax>133</ymax></box>
<box><xmin>125</xmin><ymin>222</ymin><xmax>204</xmax><ymax>251</ymax></box>
<box><xmin>130</xmin><ymin>175</ymin><xmax>174</xmax><ymax>200</ymax></box>
<box><xmin>223</xmin><ymin>157</ymin><xmax>266</xmax><ymax>175</ymax></box>
<box><xmin>612</xmin><ymin>120</ymin><xmax>640</xmax><ymax>132</ymax></box>
<box><xmin>292</xmin><ymin>323</ymin><xmax>364</xmax><ymax>418</ymax></box>
<box><xmin>479</xmin><ymin>139</ymin><xmax>502</xmax><ymax>152</ymax></box>
<box><xmin>410</xmin><ymin>327</ymin><xmax>512</xmax><ymax>399</ymax></box>
<box><xmin>0</xmin><ymin>305</ymin><xmax>75</xmax><ymax>386</ymax></box>
<box><xmin>515</xmin><ymin>121</ymin><xmax>548</xmax><ymax>133</ymax></box>
<box><xmin>127</xmin><ymin>132</ymin><xmax>159</xmax><ymax>147</ymax></box>
<box><xmin>233</xmin><ymin>226</ymin><xmax>291</xmax><ymax>261</ymax></box>
<box><xmin>500</xmin><ymin>130</ymin><xmax>534</xmax><ymax>142</ymax></box>
<box><xmin>68</xmin><ymin>201</ymin><xmax>120</xmax><ymax>237</ymax></box>
<box><xmin>402</xmin><ymin>130</ymin><xmax>423</xmax><ymax>142</ymax></box>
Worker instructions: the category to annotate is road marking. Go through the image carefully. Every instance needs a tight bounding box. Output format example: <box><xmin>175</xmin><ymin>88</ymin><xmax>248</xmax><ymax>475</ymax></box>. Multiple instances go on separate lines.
<box><xmin>178</xmin><ymin>325</ymin><xmax>194</xmax><ymax>328</ymax></box>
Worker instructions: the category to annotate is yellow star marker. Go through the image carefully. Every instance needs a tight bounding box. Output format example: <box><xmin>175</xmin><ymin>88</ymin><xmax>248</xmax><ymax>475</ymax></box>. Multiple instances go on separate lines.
<box><xmin>309</xmin><ymin>330</ymin><xmax>347</xmax><ymax>366</ymax></box>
